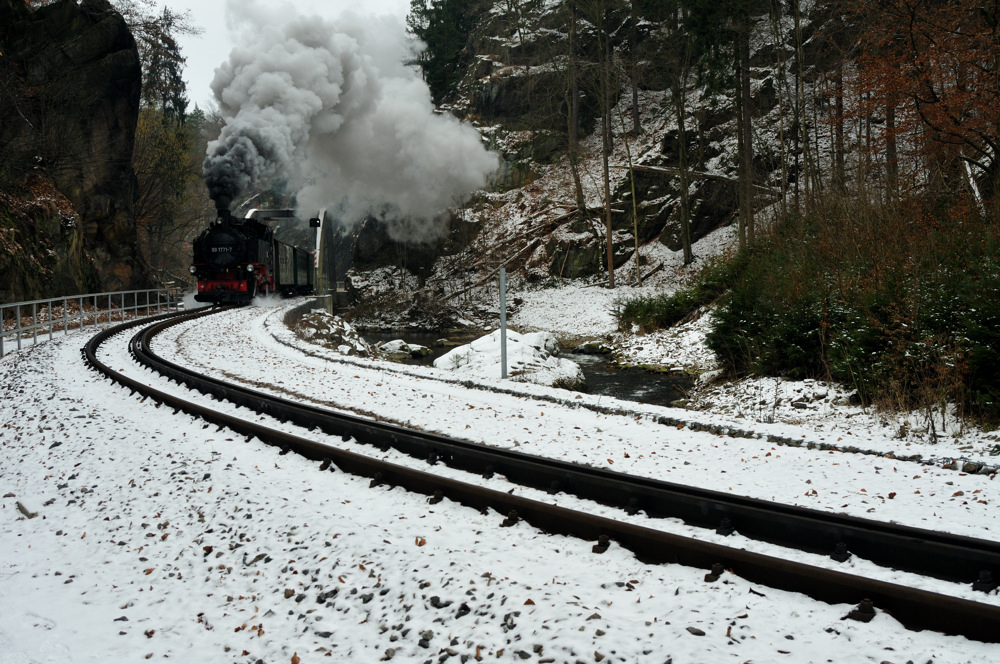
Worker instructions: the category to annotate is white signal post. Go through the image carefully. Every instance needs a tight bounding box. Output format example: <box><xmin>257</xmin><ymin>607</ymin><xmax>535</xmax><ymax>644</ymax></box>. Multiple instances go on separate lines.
<box><xmin>500</xmin><ymin>268</ymin><xmax>508</xmax><ymax>379</ymax></box>
<box><xmin>313</xmin><ymin>208</ymin><xmax>325</xmax><ymax>290</ymax></box>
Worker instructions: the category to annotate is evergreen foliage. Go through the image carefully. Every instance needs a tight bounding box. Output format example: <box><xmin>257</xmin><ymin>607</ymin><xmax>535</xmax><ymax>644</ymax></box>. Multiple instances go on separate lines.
<box><xmin>407</xmin><ymin>0</ymin><xmax>488</xmax><ymax>102</ymax></box>
<box><xmin>616</xmin><ymin>255</ymin><xmax>739</xmax><ymax>332</ymax></box>
<box><xmin>137</xmin><ymin>8</ymin><xmax>189</xmax><ymax>126</ymax></box>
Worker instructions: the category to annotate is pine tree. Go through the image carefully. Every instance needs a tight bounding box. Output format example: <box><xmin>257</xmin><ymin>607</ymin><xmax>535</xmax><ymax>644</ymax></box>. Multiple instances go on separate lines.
<box><xmin>139</xmin><ymin>8</ymin><xmax>189</xmax><ymax>126</ymax></box>
<box><xmin>407</xmin><ymin>0</ymin><xmax>485</xmax><ymax>102</ymax></box>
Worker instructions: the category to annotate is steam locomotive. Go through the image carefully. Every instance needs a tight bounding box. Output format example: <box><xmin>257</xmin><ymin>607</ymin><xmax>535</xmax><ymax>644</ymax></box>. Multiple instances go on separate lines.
<box><xmin>190</xmin><ymin>209</ymin><xmax>313</xmax><ymax>304</ymax></box>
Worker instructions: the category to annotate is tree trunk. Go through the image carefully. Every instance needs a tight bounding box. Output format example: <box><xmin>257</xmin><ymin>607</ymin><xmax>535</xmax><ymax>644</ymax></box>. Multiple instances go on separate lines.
<box><xmin>769</xmin><ymin>0</ymin><xmax>789</xmax><ymax>216</ymax></box>
<box><xmin>670</xmin><ymin>10</ymin><xmax>694</xmax><ymax>266</ymax></box>
<box><xmin>834</xmin><ymin>65</ymin><xmax>845</xmax><ymax>192</ymax></box>
<box><xmin>886</xmin><ymin>103</ymin><xmax>898</xmax><ymax>197</ymax></box>
<box><xmin>736</xmin><ymin>18</ymin><xmax>754</xmax><ymax>243</ymax></box>
<box><xmin>794</xmin><ymin>0</ymin><xmax>811</xmax><ymax>210</ymax></box>
<box><xmin>567</xmin><ymin>2</ymin><xmax>588</xmax><ymax>219</ymax></box>
<box><xmin>602</xmin><ymin>82</ymin><xmax>615</xmax><ymax>288</ymax></box>
<box><xmin>631</xmin><ymin>1</ymin><xmax>642</xmax><ymax>135</ymax></box>
<box><xmin>675</xmin><ymin>85</ymin><xmax>693</xmax><ymax>265</ymax></box>
<box><xmin>596</xmin><ymin>3</ymin><xmax>615</xmax><ymax>288</ymax></box>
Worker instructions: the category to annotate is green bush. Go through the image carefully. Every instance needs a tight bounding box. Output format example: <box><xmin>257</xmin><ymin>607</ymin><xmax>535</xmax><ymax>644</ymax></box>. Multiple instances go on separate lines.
<box><xmin>616</xmin><ymin>254</ymin><xmax>739</xmax><ymax>332</ymax></box>
<box><xmin>704</xmin><ymin>198</ymin><xmax>1000</xmax><ymax>422</ymax></box>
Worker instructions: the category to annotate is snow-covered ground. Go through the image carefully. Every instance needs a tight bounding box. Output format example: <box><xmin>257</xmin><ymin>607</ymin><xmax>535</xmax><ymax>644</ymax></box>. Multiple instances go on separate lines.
<box><xmin>1</xmin><ymin>300</ymin><xmax>998</xmax><ymax>663</ymax></box>
<box><xmin>433</xmin><ymin>329</ymin><xmax>584</xmax><ymax>389</ymax></box>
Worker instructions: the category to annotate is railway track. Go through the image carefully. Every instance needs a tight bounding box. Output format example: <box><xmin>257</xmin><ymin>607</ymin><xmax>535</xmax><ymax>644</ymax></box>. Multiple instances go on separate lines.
<box><xmin>83</xmin><ymin>305</ymin><xmax>1000</xmax><ymax>643</ymax></box>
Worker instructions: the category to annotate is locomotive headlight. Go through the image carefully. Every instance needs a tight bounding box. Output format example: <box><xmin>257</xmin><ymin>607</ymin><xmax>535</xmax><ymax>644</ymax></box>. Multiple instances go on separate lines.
<box><xmin>189</xmin><ymin>265</ymin><xmax>197</xmax><ymax>274</ymax></box>
<box><xmin>246</xmin><ymin>264</ymin><xmax>254</xmax><ymax>273</ymax></box>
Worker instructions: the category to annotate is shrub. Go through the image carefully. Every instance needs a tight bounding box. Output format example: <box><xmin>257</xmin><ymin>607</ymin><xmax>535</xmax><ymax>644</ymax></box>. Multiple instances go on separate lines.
<box><xmin>616</xmin><ymin>254</ymin><xmax>740</xmax><ymax>332</ymax></box>
<box><xmin>705</xmin><ymin>194</ymin><xmax>1000</xmax><ymax>424</ymax></box>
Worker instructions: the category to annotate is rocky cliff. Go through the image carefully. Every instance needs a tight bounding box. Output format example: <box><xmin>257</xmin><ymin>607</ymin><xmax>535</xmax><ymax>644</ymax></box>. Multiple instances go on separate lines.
<box><xmin>0</xmin><ymin>0</ymin><xmax>144</xmax><ymax>302</ymax></box>
<box><xmin>345</xmin><ymin>2</ymin><xmax>749</xmax><ymax>305</ymax></box>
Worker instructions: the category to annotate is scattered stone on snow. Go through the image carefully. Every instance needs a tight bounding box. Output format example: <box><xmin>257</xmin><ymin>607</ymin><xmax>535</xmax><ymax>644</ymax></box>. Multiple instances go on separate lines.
<box><xmin>292</xmin><ymin>311</ymin><xmax>372</xmax><ymax>357</ymax></box>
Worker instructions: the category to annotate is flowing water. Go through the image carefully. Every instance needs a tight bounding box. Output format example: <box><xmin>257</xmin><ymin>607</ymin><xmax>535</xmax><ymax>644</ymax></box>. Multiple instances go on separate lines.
<box><xmin>362</xmin><ymin>331</ymin><xmax>692</xmax><ymax>408</ymax></box>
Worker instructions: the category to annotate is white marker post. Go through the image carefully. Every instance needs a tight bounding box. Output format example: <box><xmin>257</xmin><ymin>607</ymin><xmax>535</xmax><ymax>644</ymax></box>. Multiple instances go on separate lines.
<box><xmin>500</xmin><ymin>268</ymin><xmax>508</xmax><ymax>379</ymax></box>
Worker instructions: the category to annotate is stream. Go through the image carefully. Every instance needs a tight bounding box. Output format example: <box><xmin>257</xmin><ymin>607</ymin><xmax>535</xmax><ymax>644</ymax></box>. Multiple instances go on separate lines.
<box><xmin>362</xmin><ymin>330</ymin><xmax>692</xmax><ymax>408</ymax></box>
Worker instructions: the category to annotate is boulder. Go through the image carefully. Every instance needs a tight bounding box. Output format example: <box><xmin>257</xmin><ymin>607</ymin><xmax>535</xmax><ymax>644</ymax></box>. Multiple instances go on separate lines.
<box><xmin>376</xmin><ymin>339</ymin><xmax>433</xmax><ymax>361</ymax></box>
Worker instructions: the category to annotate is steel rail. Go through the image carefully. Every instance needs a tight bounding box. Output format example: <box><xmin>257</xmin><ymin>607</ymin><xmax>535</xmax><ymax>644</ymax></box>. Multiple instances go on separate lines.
<box><xmin>81</xmin><ymin>309</ymin><xmax>1000</xmax><ymax>643</ymax></box>
<box><xmin>131</xmin><ymin>310</ymin><xmax>1000</xmax><ymax>587</ymax></box>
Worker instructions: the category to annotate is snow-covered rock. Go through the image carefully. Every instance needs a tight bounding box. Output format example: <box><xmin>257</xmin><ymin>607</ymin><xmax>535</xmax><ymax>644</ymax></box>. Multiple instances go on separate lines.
<box><xmin>434</xmin><ymin>329</ymin><xmax>585</xmax><ymax>390</ymax></box>
<box><xmin>292</xmin><ymin>310</ymin><xmax>372</xmax><ymax>357</ymax></box>
<box><xmin>376</xmin><ymin>339</ymin><xmax>433</xmax><ymax>361</ymax></box>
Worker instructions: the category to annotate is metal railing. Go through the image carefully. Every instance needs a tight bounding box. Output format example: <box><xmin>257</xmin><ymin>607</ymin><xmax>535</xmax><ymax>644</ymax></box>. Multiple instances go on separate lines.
<box><xmin>1</xmin><ymin>288</ymin><xmax>183</xmax><ymax>358</ymax></box>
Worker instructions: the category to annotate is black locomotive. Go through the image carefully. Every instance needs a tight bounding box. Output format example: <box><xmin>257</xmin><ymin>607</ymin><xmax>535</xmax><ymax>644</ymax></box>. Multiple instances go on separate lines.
<box><xmin>190</xmin><ymin>209</ymin><xmax>313</xmax><ymax>304</ymax></box>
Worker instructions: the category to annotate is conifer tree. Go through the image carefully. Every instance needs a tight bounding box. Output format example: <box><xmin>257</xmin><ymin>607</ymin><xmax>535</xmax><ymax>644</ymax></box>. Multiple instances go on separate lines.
<box><xmin>407</xmin><ymin>0</ymin><xmax>483</xmax><ymax>102</ymax></box>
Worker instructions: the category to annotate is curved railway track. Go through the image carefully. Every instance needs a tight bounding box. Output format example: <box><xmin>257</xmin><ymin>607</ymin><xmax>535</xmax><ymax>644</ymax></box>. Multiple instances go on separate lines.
<box><xmin>83</xmin><ymin>305</ymin><xmax>1000</xmax><ymax>643</ymax></box>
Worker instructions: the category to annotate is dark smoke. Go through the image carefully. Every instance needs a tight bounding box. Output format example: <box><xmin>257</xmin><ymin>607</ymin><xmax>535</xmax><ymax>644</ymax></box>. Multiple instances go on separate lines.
<box><xmin>202</xmin><ymin>2</ymin><xmax>497</xmax><ymax>240</ymax></box>
<box><xmin>205</xmin><ymin>136</ymin><xmax>258</xmax><ymax>211</ymax></box>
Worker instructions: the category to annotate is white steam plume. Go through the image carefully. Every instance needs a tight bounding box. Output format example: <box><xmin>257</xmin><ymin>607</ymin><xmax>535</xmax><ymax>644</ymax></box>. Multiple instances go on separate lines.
<box><xmin>203</xmin><ymin>0</ymin><xmax>498</xmax><ymax>241</ymax></box>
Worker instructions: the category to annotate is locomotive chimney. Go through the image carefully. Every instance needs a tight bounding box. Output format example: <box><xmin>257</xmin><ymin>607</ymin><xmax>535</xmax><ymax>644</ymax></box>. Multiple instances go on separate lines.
<box><xmin>217</xmin><ymin>208</ymin><xmax>232</xmax><ymax>224</ymax></box>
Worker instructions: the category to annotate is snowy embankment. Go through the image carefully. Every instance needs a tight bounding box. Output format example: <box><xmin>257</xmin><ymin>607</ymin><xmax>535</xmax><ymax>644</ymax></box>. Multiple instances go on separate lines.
<box><xmin>433</xmin><ymin>329</ymin><xmax>585</xmax><ymax>390</ymax></box>
<box><xmin>0</xmin><ymin>302</ymin><xmax>997</xmax><ymax>664</ymax></box>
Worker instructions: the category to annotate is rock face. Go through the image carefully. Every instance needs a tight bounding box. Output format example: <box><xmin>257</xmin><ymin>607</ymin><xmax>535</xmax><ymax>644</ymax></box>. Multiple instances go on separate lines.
<box><xmin>350</xmin><ymin>216</ymin><xmax>444</xmax><ymax>284</ymax></box>
<box><xmin>0</xmin><ymin>0</ymin><xmax>144</xmax><ymax>300</ymax></box>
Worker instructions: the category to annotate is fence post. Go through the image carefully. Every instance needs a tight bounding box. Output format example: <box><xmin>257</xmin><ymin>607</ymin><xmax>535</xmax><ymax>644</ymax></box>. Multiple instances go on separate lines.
<box><xmin>0</xmin><ymin>290</ymin><xmax>186</xmax><ymax>358</ymax></box>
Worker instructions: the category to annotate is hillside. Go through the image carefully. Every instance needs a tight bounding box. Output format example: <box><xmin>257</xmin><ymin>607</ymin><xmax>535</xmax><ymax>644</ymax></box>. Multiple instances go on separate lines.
<box><xmin>346</xmin><ymin>1</ymin><xmax>742</xmax><ymax>323</ymax></box>
<box><xmin>343</xmin><ymin>0</ymin><xmax>1000</xmax><ymax>427</ymax></box>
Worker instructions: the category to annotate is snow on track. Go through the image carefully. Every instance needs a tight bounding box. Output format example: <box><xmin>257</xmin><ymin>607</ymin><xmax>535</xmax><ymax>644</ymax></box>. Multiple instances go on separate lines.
<box><xmin>0</xmin><ymin>310</ymin><xmax>995</xmax><ymax>663</ymax></box>
<box><xmin>159</xmin><ymin>305</ymin><xmax>1000</xmax><ymax>543</ymax></box>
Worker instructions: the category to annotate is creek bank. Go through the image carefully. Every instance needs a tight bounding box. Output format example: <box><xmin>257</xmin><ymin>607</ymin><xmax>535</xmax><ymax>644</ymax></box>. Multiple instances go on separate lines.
<box><xmin>363</xmin><ymin>328</ymin><xmax>692</xmax><ymax>407</ymax></box>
